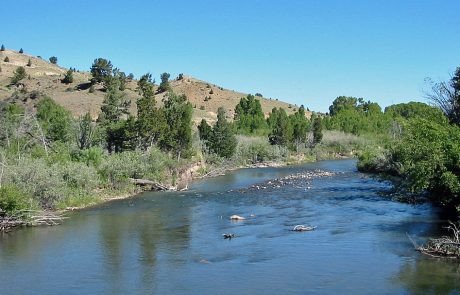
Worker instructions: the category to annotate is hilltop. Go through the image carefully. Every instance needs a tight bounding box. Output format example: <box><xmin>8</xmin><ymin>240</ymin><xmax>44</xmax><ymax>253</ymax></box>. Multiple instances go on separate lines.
<box><xmin>0</xmin><ymin>48</ymin><xmax>307</xmax><ymax>125</ymax></box>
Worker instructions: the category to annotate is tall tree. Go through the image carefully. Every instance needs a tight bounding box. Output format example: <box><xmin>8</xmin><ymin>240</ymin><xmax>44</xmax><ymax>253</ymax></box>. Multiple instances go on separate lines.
<box><xmin>312</xmin><ymin>116</ymin><xmax>323</xmax><ymax>145</ymax></box>
<box><xmin>289</xmin><ymin>105</ymin><xmax>310</xmax><ymax>151</ymax></box>
<box><xmin>268</xmin><ymin>107</ymin><xmax>292</xmax><ymax>146</ymax></box>
<box><xmin>209</xmin><ymin>107</ymin><xmax>237</xmax><ymax>158</ymax></box>
<box><xmin>234</xmin><ymin>94</ymin><xmax>267</xmax><ymax>134</ymax></box>
<box><xmin>90</xmin><ymin>58</ymin><xmax>113</xmax><ymax>85</ymax></box>
<box><xmin>158</xmin><ymin>72</ymin><xmax>171</xmax><ymax>93</ymax></box>
<box><xmin>159</xmin><ymin>92</ymin><xmax>193</xmax><ymax>158</ymax></box>
<box><xmin>136</xmin><ymin>73</ymin><xmax>166</xmax><ymax>149</ymax></box>
<box><xmin>198</xmin><ymin>119</ymin><xmax>212</xmax><ymax>142</ymax></box>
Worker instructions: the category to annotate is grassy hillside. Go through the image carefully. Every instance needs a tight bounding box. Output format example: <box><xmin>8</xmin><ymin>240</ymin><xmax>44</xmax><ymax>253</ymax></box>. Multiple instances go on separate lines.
<box><xmin>0</xmin><ymin>49</ymin><xmax>306</xmax><ymax>125</ymax></box>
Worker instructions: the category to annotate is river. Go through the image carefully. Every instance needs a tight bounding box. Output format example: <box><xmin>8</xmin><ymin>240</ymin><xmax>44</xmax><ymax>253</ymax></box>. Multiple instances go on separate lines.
<box><xmin>1</xmin><ymin>159</ymin><xmax>459</xmax><ymax>294</ymax></box>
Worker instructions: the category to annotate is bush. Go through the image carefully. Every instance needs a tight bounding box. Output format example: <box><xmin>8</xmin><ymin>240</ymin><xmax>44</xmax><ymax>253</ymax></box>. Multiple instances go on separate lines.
<box><xmin>19</xmin><ymin>48</ymin><xmax>23</xmax><ymax>54</ymax></box>
<box><xmin>10</xmin><ymin>66</ymin><xmax>26</xmax><ymax>85</ymax></box>
<box><xmin>49</xmin><ymin>56</ymin><xmax>57</xmax><ymax>64</ymax></box>
<box><xmin>97</xmin><ymin>151</ymin><xmax>148</xmax><ymax>188</ymax></box>
<box><xmin>27</xmin><ymin>58</ymin><xmax>32</xmax><ymax>67</ymax></box>
<box><xmin>4</xmin><ymin>56</ymin><xmax>9</xmax><ymax>62</ymax></box>
<box><xmin>62</xmin><ymin>69</ymin><xmax>74</xmax><ymax>84</ymax></box>
<box><xmin>0</xmin><ymin>185</ymin><xmax>35</xmax><ymax>215</ymax></box>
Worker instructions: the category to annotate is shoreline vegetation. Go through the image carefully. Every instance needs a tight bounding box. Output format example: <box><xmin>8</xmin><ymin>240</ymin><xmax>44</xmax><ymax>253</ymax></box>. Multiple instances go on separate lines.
<box><xmin>1</xmin><ymin>46</ymin><xmax>460</xmax><ymax>254</ymax></box>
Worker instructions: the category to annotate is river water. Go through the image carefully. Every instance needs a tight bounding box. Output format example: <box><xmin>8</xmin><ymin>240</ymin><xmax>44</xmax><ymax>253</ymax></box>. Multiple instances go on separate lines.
<box><xmin>1</xmin><ymin>159</ymin><xmax>459</xmax><ymax>294</ymax></box>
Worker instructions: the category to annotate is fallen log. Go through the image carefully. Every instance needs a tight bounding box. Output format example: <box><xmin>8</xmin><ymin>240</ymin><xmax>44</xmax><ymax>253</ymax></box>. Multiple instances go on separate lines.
<box><xmin>129</xmin><ymin>178</ymin><xmax>169</xmax><ymax>191</ymax></box>
<box><xmin>409</xmin><ymin>221</ymin><xmax>460</xmax><ymax>259</ymax></box>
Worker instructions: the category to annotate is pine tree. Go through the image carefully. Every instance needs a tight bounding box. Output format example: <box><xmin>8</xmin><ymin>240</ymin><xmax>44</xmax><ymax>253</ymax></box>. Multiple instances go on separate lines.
<box><xmin>268</xmin><ymin>107</ymin><xmax>293</xmax><ymax>146</ymax></box>
<box><xmin>136</xmin><ymin>73</ymin><xmax>165</xmax><ymax>149</ymax></box>
<box><xmin>0</xmin><ymin>44</ymin><xmax>5</xmax><ymax>51</ymax></box>
<box><xmin>234</xmin><ymin>94</ymin><xmax>267</xmax><ymax>134</ymax></box>
<box><xmin>76</xmin><ymin>112</ymin><xmax>94</xmax><ymax>149</ymax></box>
<box><xmin>209</xmin><ymin>107</ymin><xmax>237</xmax><ymax>158</ymax></box>
<box><xmin>312</xmin><ymin>116</ymin><xmax>323</xmax><ymax>144</ymax></box>
<box><xmin>198</xmin><ymin>119</ymin><xmax>212</xmax><ymax>142</ymax></box>
<box><xmin>19</xmin><ymin>48</ymin><xmax>23</xmax><ymax>54</ymax></box>
<box><xmin>158</xmin><ymin>72</ymin><xmax>171</xmax><ymax>93</ymax></box>
<box><xmin>159</xmin><ymin>92</ymin><xmax>192</xmax><ymax>158</ymax></box>
<box><xmin>26</xmin><ymin>58</ymin><xmax>32</xmax><ymax>67</ymax></box>
<box><xmin>90</xmin><ymin>58</ymin><xmax>113</xmax><ymax>85</ymax></box>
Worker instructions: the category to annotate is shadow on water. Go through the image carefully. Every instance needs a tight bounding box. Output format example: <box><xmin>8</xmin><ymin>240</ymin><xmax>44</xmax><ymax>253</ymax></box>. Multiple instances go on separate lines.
<box><xmin>1</xmin><ymin>159</ymin><xmax>460</xmax><ymax>294</ymax></box>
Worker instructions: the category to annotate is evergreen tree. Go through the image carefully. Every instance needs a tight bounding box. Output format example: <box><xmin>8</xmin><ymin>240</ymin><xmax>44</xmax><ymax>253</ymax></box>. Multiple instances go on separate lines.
<box><xmin>19</xmin><ymin>48</ymin><xmax>23</xmax><ymax>54</ymax></box>
<box><xmin>209</xmin><ymin>107</ymin><xmax>237</xmax><ymax>158</ymax></box>
<box><xmin>49</xmin><ymin>56</ymin><xmax>58</xmax><ymax>64</ymax></box>
<box><xmin>159</xmin><ymin>92</ymin><xmax>193</xmax><ymax>158</ymax></box>
<box><xmin>289</xmin><ymin>105</ymin><xmax>310</xmax><ymax>150</ymax></box>
<box><xmin>268</xmin><ymin>107</ymin><xmax>292</xmax><ymax>146</ymax></box>
<box><xmin>312</xmin><ymin>116</ymin><xmax>323</xmax><ymax>144</ymax></box>
<box><xmin>62</xmin><ymin>69</ymin><xmax>74</xmax><ymax>84</ymax></box>
<box><xmin>158</xmin><ymin>72</ymin><xmax>171</xmax><ymax>93</ymax></box>
<box><xmin>0</xmin><ymin>44</ymin><xmax>5</xmax><ymax>51</ymax></box>
<box><xmin>234</xmin><ymin>94</ymin><xmax>268</xmax><ymax>134</ymax></box>
<box><xmin>90</xmin><ymin>58</ymin><xmax>113</xmax><ymax>85</ymax></box>
<box><xmin>136</xmin><ymin>73</ymin><xmax>165</xmax><ymax>149</ymax></box>
<box><xmin>4</xmin><ymin>56</ymin><xmax>9</xmax><ymax>62</ymax></box>
<box><xmin>10</xmin><ymin>66</ymin><xmax>27</xmax><ymax>85</ymax></box>
<box><xmin>198</xmin><ymin>119</ymin><xmax>212</xmax><ymax>142</ymax></box>
<box><xmin>26</xmin><ymin>58</ymin><xmax>32</xmax><ymax>67</ymax></box>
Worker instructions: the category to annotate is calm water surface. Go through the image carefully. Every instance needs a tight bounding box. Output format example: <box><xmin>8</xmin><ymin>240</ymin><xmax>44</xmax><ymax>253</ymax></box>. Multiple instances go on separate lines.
<box><xmin>1</xmin><ymin>159</ymin><xmax>459</xmax><ymax>294</ymax></box>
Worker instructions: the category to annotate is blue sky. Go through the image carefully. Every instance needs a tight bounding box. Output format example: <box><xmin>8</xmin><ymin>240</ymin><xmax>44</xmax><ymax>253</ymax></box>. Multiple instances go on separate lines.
<box><xmin>2</xmin><ymin>0</ymin><xmax>459</xmax><ymax>112</ymax></box>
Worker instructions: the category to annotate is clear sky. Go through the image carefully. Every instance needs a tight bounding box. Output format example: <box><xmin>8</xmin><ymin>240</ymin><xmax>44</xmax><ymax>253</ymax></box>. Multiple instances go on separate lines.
<box><xmin>2</xmin><ymin>0</ymin><xmax>459</xmax><ymax>112</ymax></box>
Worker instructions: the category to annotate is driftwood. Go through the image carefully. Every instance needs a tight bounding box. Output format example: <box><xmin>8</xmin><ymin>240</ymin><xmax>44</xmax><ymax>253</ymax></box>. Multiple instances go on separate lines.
<box><xmin>0</xmin><ymin>210</ymin><xmax>67</xmax><ymax>232</ymax></box>
<box><xmin>409</xmin><ymin>221</ymin><xmax>460</xmax><ymax>259</ymax></box>
<box><xmin>129</xmin><ymin>178</ymin><xmax>169</xmax><ymax>191</ymax></box>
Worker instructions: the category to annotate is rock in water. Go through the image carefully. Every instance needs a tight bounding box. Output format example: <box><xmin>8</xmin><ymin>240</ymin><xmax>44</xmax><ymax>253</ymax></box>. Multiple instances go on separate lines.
<box><xmin>230</xmin><ymin>215</ymin><xmax>246</xmax><ymax>220</ymax></box>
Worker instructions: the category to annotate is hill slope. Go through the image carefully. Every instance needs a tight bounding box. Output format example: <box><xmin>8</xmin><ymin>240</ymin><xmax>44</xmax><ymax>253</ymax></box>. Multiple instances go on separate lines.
<box><xmin>0</xmin><ymin>49</ymin><xmax>307</xmax><ymax>125</ymax></box>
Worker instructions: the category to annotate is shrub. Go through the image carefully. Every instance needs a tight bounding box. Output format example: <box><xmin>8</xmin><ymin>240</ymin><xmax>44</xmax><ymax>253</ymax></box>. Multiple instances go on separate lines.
<box><xmin>0</xmin><ymin>185</ymin><xmax>35</xmax><ymax>215</ymax></box>
<box><xmin>62</xmin><ymin>69</ymin><xmax>74</xmax><ymax>84</ymax></box>
<box><xmin>4</xmin><ymin>56</ymin><xmax>9</xmax><ymax>62</ymax></box>
<box><xmin>19</xmin><ymin>48</ymin><xmax>23</xmax><ymax>54</ymax></box>
<box><xmin>97</xmin><ymin>151</ymin><xmax>148</xmax><ymax>188</ymax></box>
<box><xmin>49</xmin><ymin>56</ymin><xmax>57</xmax><ymax>64</ymax></box>
<box><xmin>26</xmin><ymin>58</ymin><xmax>32</xmax><ymax>67</ymax></box>
<box><xmin>10</xmin><ymin>66</ymin><xmax>27</xmax><ymax>85</ymax></box>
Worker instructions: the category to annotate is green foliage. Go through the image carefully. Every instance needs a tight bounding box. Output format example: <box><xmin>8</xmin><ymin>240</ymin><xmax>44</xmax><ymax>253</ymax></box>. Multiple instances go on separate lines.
<box><xmin>255</xmin><ymin>93</ymin><xmax>263</xmax><ymax>97</ymax></box>
<box><xmin>88</xmin><ymin>84</ymin><xmax>95</xmax><ymax>93</ymax></box>
<box><xmin>76</xmin><ymin>112</ymin><xmax>94</xmax><ymax>149</ymax></box>
<box><xmin>158</xmin><ymin>72</ymin><xmax>171</xmax><ymax>93</ymax></box>
<box><xmin>19</xmin><ymin>48</ymin><xmax>23</xmax><ymax>54</ymax></box>
<box><xmin>3</xmin><ymin>56</ymin><xmax>9</xmax><ymax>62</ymax></box>
<box><xmin>112</xmin><ymin>68</ymin><xmax>127</xmax><ymax>91</ymax></box>
<box><xmin>0</xmin><ymin>185</ymin><xmax>34</xmax><ymax>215</ymax></box>
<box><xmin>268</xmin><ymin>107</ymin><xmax>292</xmax><ymax>146</ymax></box>
<box><xmin>90</xmin><ymin>58</ymin><xmax>113</xmax><ymax>85</ymax></box>
<box><xmin>136</xmin><ymin>73</ymin><xmax>165</xmax><ymax>149</ymax></box>
<box><xmin>387</xmin><ymin>118</ymin><xmax>460</xmax><ymax>207</ymax></box>
<box><xmin>312</xmin><ymin>116</ymin><xmax>323</xmax><ymax>144</ymax></box>
<box><xmin>234</xmin><ymin>94</ymin><xmax>268</xmax><ymax>134</ymax></box>
<box><xmin>159</xmin><ymin>92</ymin><xmax>193</xmax><ymax>158</ymax></box>
<box><xmin>289</xmin><ymin>105</ymin><xmax>310</xmax><ymax>150</ymax></box>
<box><xmin>99</xmin><ymin>79</ymin><xmax>130</xmax><ymax>125</ymax></box>
<box><xmin>233</xmin><ymin>135</ymin><xmax>289</xmax><ymax>165</ymax></box>
<box><xmin>26</xmin><ymin>58</ymin><xmax>32</xmax><ymax>67</ymax></box>
<box><xmin>62</xmin><ymin>69</ymin><xmax>74</xmax><ymax>84</ymax></box>
<box><xmin>207</xmin><ymin>107</ymin><xmax>237</xmax><ymax>158</ymax></box>
<box><xmin>198</xmin><ymin>119</ymin><xmax>212</xmax><ymax>142</ymax></box>
<box><xmin>385</xmin><ymin>101</ymin><xmax>445</xmax><ymax>124</ymax></box>
<box><xmin>49</xmin><ymin>56</ymin><xmax>57</xmax><ymax>64</ymax></box>
<box><xmin>36</xmin><ymin>97</ymin><xmax>73</xmax><ymax>142</ymax></box>
<box><xmin>10</xmin><ymin>66</ymin><xmax>27</xmax><ymax>85</ymax></box>
<box><xmin>0</xmin><ymin>44</ymin><xmax>5</xmax><ymax>51</ymax></box>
